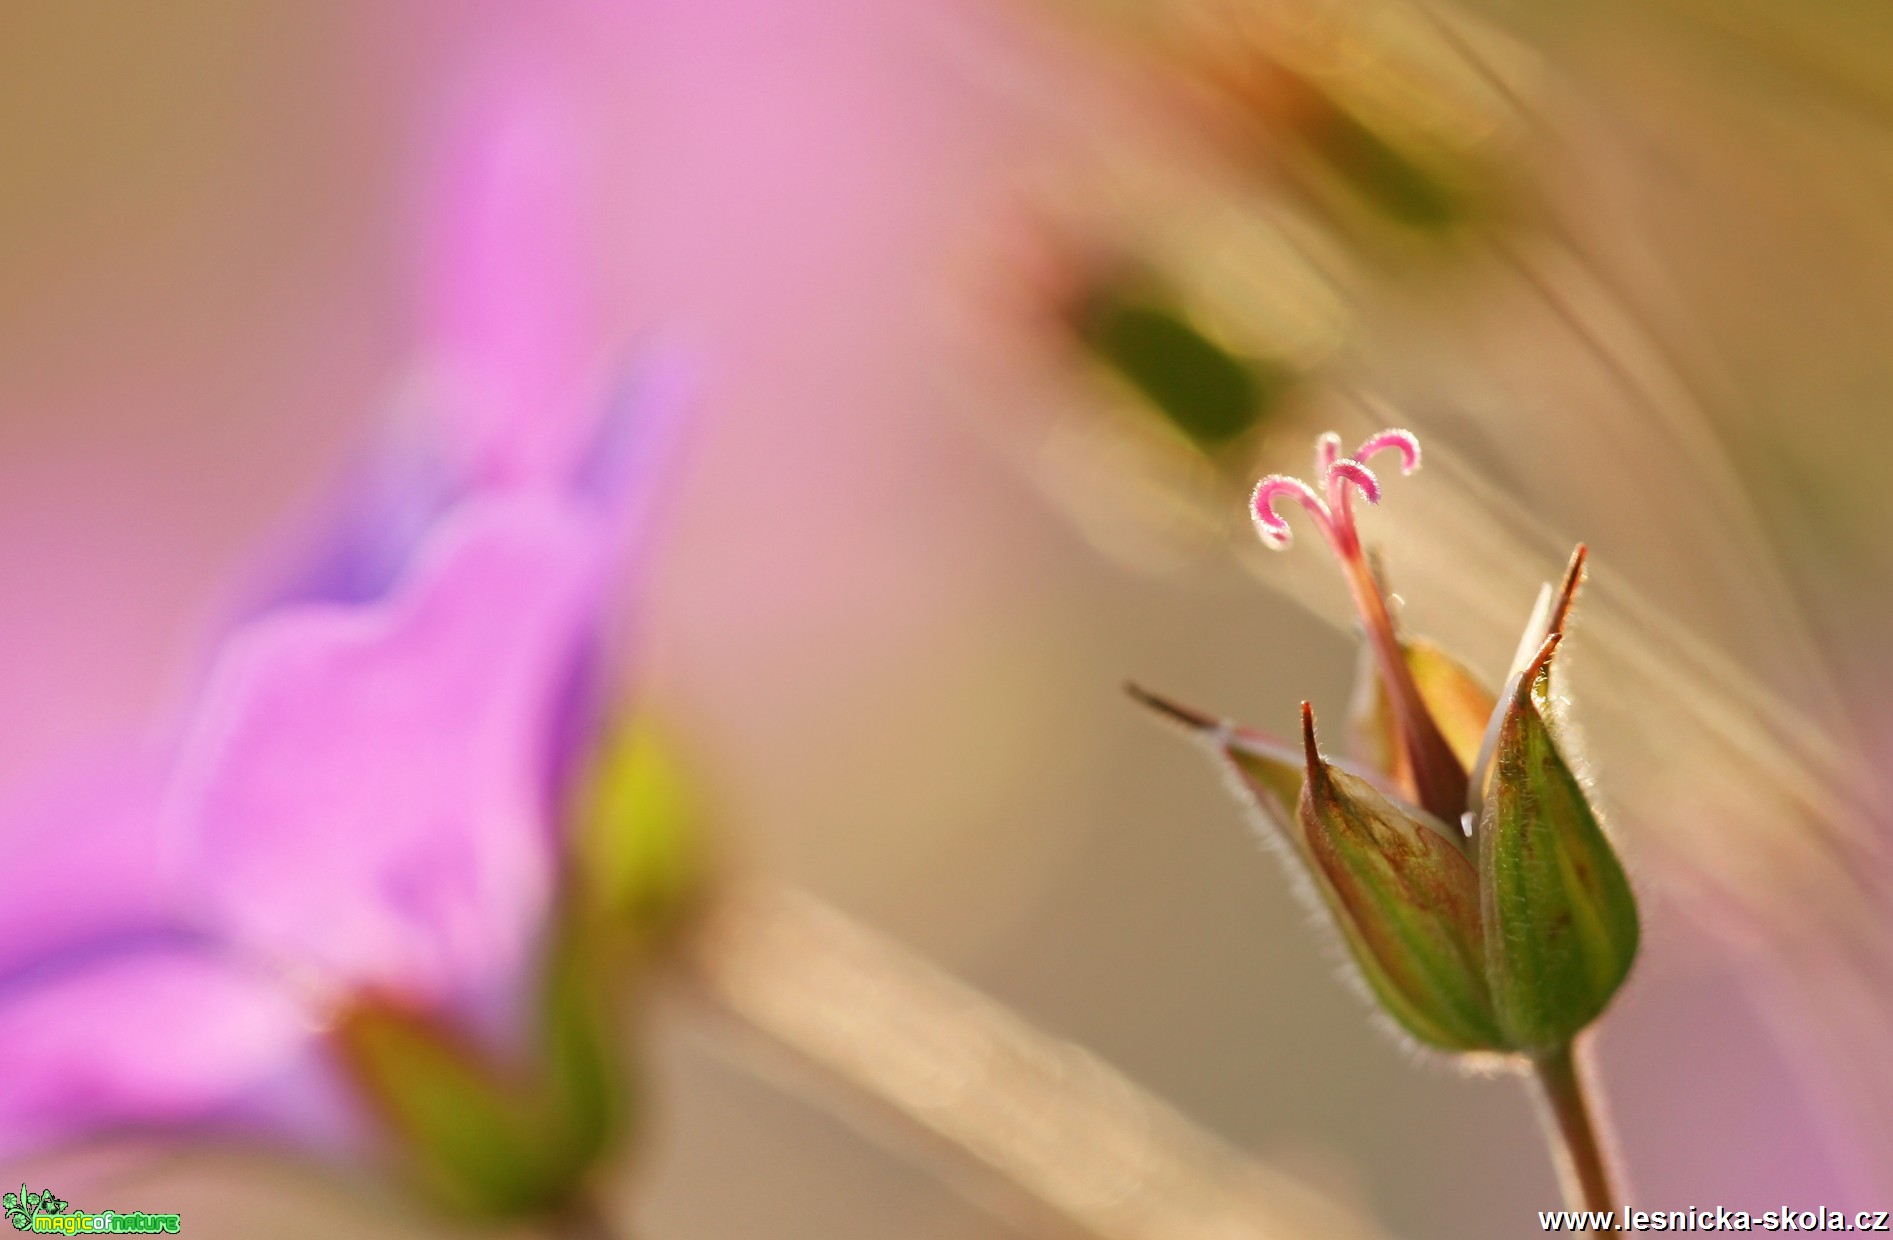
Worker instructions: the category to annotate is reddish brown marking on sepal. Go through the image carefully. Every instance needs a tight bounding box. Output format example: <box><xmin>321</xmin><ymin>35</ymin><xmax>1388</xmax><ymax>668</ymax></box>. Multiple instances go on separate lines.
<box><xmin>1546</xmin><ymin>545</ymin><xmax>1587</xmax><ymax>638</ymax></box>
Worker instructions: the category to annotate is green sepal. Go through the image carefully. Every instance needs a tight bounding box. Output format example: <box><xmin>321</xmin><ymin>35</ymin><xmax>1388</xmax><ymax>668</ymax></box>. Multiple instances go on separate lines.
<box><xmin>333</xmin><ymin>1001</ymin><xmax>590</xmax><ymax>1218</ymax></box>
<box><xmin>536</xmin><ymin>910</ymin><xmax>631</xmax><ymax>1170</ymax></box>
<box><xmin>1224</xmin><ymin>721</ymin><xmax>1492</xmax><ymax>1051</ymax></box>
<box><xmin>1130</xmin><ymin>684</ymin><xmax>1505</xmax><ymax>1052</ymax></box>
<box><xmin>1225</xmin><ymin>739</ymin><xmax>1310</xmax><ymax>848</ymax></box>
<box><xmin>572</xmin><ymin>715</ymin><xmax>707</xmax><ymax>945</ymax></box>
<box><xmin>1126</xmin><ymin>683</ymin><xmax>1305</xmax><ymax>850</ymax></box>
<box><xmin>332</xmin><ymin>911</ymin><xmax>631</xmax><ymax>1221</ymax></box>
<box><xmin>1478</xmin><ymin>636</ymin><xmax>1639</xmax><ymax>1050</ymax></box>
<box><xmin>334</xmin><ymin>713</ymin><xmax>705</xmax><ymax>1219</ymax></box>
<box><xmin>1298</xmin><ymin>704</ymin><xmax>1506</xmax><ymax>1052</ymax></box>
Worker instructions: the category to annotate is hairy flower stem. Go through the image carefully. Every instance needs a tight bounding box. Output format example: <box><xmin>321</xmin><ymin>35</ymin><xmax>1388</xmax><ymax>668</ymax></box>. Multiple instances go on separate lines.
<box><xmin>1532</xmin><ymin>1041</ymin><xmax>1625</xmax><ymax>1236</ymax></box>
<box><xmin>1337</xmin><ymin>552</ymin><xmax>1468</xmax><ymax>821</ymax></box>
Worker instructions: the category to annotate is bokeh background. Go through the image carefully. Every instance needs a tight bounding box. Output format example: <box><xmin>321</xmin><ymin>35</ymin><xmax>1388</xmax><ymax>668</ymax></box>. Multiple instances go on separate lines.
<box><xmin>4</xmin><ymin>2</ymin><xmax>1892</xmax><ymax>1237</ymax></box>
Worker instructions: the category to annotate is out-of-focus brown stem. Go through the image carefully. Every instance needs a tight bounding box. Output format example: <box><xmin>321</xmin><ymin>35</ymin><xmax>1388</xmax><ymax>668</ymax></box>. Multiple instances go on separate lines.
<box><xmin>679</xmin><ymin>878</ymin><xmax>1387</xmax><ymax>1240</ymax></box>
<box><xmin>1532</xmin><ymin>1042</ymin><xmax>1625</xmax><ymax>1237</ymax></box>
<box><xmin>547</xmin><ymin>1192</ymin><xmax>625</xmax><ymax>1240</ymax></box>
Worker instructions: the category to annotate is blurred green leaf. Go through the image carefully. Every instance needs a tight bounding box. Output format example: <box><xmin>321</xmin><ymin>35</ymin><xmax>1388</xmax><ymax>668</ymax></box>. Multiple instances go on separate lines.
<box><xmin>1478</xmin><ymin>638</ymin><xmax>1639</xmax><ymax>1050</ymax></box>
<box><xmin>1301</xmin><ymin>97</ymin><xmax>1464</xmax><ymax>232</ymax></box>
<box><xmin>1072</xmin><ymin>284</ymin><xmax>1290</xmax><ymax>449</ymax></box>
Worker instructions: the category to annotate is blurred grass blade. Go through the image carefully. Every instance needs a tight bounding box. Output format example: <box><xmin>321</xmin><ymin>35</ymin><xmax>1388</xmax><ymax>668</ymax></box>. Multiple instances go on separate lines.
<box><xmin>685</xmin><ymin>878</ymin><xmax>1390</xmax><ymax>1240</ymax></box>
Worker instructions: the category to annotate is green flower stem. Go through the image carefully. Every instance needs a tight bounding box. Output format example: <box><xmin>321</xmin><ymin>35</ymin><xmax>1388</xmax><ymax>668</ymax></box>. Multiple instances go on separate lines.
<box><xmin>1532</xmin><ymin>1041</ymin><xmax>1625</xmax><ymax>1236</ymax></box>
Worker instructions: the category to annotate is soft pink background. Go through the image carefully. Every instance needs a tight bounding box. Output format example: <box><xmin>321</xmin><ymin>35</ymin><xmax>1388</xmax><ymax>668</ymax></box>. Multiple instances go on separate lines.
<box><xmin>3</xmin><ymin>2</ymin><xmax>1888</xmax><ymax>1236</ymax></box>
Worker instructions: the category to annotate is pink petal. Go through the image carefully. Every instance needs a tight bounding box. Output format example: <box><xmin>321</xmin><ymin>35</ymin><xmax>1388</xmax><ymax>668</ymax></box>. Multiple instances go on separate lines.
<box><xmin>0</xmin><ymin>744</ymin><xmax>168</xmax><ymax>981</ymax></box>
<box><xmin>164</xmin><ymin>493</ymin><xmax>608</xmax><ymax>1007</ymax></box>
<box><xmin>0</xmin><ymin>945</ymin><xmax>316</xmax><ymax>1160</ymax></box>
<box><xmin>419</xmin><ymin>53</ymin><xmax>605</xmax><ymax>493</ymax></box>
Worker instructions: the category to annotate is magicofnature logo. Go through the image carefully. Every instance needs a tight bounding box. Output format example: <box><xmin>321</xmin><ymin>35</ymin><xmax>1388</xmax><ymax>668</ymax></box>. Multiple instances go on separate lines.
<box><xmin>5</xmin><ymin>1185</ymin><xmax>180</xmax><ymax>1234</ymax></box>
<box><xmin>4</xmin><ymin>1187</ymin><xmax>64</xmax><ymax>1231</ymax></box>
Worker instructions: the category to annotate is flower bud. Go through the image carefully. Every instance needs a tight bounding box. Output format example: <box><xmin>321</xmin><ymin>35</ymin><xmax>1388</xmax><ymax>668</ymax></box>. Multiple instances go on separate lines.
<box><xmin>1130</xmin><ymin>686</ymin><xmax>1505</xmax><ymax>1052</ymax></box>
<box><xmin>1136</xmin><ymin>444</ymin><xmax>1640</xmax><ymax>1062</ymax></box>
<box><xmin>1477</xmin><ymin>637</ymin><xmax>1639</xmax><ymax>1050</ymax></box>
<box><xmin>1298</xmin><ymin>704</ymin><xmax>1506</xmax><ymax>1052</ymax></box>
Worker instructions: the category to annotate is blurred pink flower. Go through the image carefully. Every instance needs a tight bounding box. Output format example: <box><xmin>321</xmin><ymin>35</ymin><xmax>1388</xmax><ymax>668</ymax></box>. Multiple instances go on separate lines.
<box><xmin>0</xmin><ymin>51</ymin><xmax>686</xmax><ymax>1161</ymax></box>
